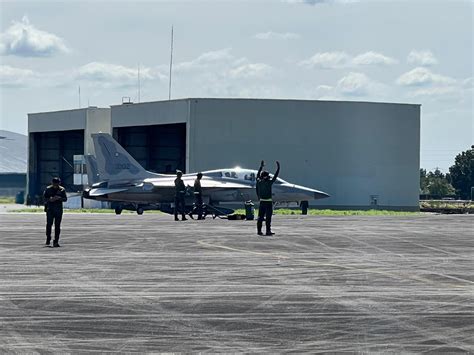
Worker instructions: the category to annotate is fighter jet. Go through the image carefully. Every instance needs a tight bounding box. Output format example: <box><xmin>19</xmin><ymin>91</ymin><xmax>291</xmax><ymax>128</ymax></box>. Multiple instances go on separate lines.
<box><xmin>83</xmin><ymin>133</ymin><xmax>329</xmax><ymax>215</ymax></box>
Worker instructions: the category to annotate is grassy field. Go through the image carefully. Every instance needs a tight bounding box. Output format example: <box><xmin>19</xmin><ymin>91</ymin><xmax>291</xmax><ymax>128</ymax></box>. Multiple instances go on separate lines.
<box><xmin>9</xmin><ymin>200</ymin><xmax>473</xmax><ymax>215</ymax></box>
<box><xmin>0</xmin><ymin>197</ymin><xmax>15</xmax><ymax>204</ymax></box>
<box><xmin>420</xmin><ymin>200</ymin><xmax>472</xmax><ymax>209</ymax></box>
<box><xmin>7</xmin><ymin>208</ymin><xmax>419</xmax><ymax>216</ymax></box>
<box><xmin>234</xmin><ymin>208</ymin><xmax>418</xmax><ymax>216</ymax></box>
<box><xmin>7</xmin><ymin>208</ymin><xmax>161</xmax><ymax>214</ymax></box>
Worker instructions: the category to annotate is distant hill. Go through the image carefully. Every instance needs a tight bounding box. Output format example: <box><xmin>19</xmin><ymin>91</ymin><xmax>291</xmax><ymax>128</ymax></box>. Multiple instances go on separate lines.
<box><xmin>0</xmin><ymin>130</ymin><xmax>27</xmax><ymax>173</ymax></box>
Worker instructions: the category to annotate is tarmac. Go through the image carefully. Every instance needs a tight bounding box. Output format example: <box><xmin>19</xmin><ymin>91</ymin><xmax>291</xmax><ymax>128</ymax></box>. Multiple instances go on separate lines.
<box><xmin>0</xmin><ymin>213</ymin><xmax>473</xmax><ymax>353</ymax></box>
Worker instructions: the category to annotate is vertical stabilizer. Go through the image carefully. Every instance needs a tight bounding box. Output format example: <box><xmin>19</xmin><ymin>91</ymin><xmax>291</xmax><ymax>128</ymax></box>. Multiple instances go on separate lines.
<box><xmin>84</xmin><ymin>154</ymin><xmax>99</xmax><ymax>185</ymax></box>
<box><xmin>91</xmin><ymin>133</ymin><xmax>153</xmax><ymax>183</ymax></box>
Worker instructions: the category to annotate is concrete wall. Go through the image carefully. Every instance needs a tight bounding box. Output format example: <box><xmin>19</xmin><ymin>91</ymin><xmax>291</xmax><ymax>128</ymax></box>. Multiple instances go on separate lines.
<box><xmin>85</xmin><ymin>108</ymin><xmax>111</xmax><ymax>155</ymax></box>
<box><xmin>111</xmin><ymin>100</ymin><xmax>191</xmax><ymax>170</ymax></box>
<box><xmin>188</xmin><ymin>99</ymin><xmax>420</xmax><ymax>210</ymax></box>
<box><xmin>28</xmin><ymin>109</ymin><xmax>87</xmax><ymax>133</ymax></box>
<box><xmin>111</xmin><ymin>100</ymin><xmax>190</xmax><ymax>127</ymax></box>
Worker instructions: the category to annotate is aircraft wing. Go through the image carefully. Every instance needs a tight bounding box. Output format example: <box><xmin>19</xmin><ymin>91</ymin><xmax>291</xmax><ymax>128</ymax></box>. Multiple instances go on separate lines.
<box><xmin>148</xmin><ymin>178</ymin><xmax>252</xmax><ymax>189</ymax></box>
<box><xmin>88</xmin><ymin>187</ymin><xmax>131</xmax><ymax>196</ymax></box>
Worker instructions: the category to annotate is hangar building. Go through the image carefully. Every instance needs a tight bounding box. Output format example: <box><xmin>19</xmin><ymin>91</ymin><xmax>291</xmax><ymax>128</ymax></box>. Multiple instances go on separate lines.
<box><xmin>28</xmin><ymin>98</ymin><xmax>420</xmax><ymax>210</ymax></box>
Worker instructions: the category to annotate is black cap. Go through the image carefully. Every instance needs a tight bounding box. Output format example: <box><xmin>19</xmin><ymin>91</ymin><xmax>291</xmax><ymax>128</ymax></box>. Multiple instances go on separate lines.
<box><xmin>176</xmin><ymin>170</ymin><xmax>183</xmax><ymax>176</ymax></box>
<box><xmin>52</xmin><ymin>177</ymin><xmax>61</xmax><ymax>184</ymax></box>
<box><xmin>197</xmin><ymin>172</ymin><xmax>203</xmax><ymax>178</ymax></box>
<box><xmin>261</xmin><ymin>171</ymin><xmax>269</xmax><ymax>178</ymax></box>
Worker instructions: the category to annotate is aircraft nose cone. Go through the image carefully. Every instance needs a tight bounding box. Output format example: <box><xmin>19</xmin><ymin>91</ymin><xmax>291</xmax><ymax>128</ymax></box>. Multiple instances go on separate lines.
<box><xmin>315</xmin><ymin>191</ymin><xmax>330</xmax><ymax>199</ymax></box>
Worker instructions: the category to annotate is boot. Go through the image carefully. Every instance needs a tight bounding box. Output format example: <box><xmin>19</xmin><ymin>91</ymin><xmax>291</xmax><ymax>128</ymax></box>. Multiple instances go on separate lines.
<box><xmin>266</xmin><ymin>225</ymin><xmax>274</xmax><ymax>236</ymax></box>
<box><xmin>257</xmin><ymin>220</ymin><xmax>263</xmax><ymax>235</ymax></box>
<box><xmin>53</xmin><ymin>241</ymin><xmax>61</xmax><ymax>248</ymax></box>
<box><xmin>45</xmin><ymin>237</ymin><xmax>51</xmax><ymax>247</ymax></box>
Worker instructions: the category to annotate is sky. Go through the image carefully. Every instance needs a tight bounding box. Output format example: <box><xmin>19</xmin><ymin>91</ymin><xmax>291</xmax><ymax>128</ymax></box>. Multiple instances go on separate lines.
<box><xmin>0</xmin><ymin>0</ymin><xmax>472</xmax><ymax>172</ymax></box>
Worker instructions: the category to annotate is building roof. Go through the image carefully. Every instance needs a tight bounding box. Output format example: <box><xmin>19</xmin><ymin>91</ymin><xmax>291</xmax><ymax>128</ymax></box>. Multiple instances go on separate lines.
<box><xmin>0</xmin><ymin>130</ymin><xmax>27</xmax><ymax>173</ymax></box>
<box><xmin>109</xmin><ymin>97</ymin><xmax>421</xmax><ymax>108</ymax></box>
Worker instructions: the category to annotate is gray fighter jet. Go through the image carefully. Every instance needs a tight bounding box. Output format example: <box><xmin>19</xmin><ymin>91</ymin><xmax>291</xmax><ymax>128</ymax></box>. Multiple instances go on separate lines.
<box><xmin>83</xmin><ymin>133</ymin><xmax>329</xmax><ymax>215</ymax></box>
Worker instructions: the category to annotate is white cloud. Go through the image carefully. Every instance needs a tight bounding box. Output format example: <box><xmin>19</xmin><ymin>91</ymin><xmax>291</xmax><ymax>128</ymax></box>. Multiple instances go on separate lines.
<box><xmin>254</xmin><ymin>31</ymin><xmax>300</xmax><ymax>40</ymax></box>
<box><xmin>174</xmin><ymin>48</ymin><xmax>234</xmax><ymax>72</ymax></box>
<box><xmin>299</xmin><ymin>51</ymin><xmax>350</xmax><ymax>69</ymax></box>
<box><xmin>411</xmin><ymin>86</ymin><xmax>458</xmax><ymax>97</ymax></box>
<box><xmin>301</xmin><ymin>51</ymin><xmax>397</xmax><ymax>69</ymax></box>
<box><xmin>352</xmin><ymin>51</ymin><xmax>398</xmax><ymax>66</ymax></box>
<box><xmin>75</xmin><ymin>62</ymin><xmax>165</xmax><ymax>88</ymax></box>
<box><xmin>396</xmin><ymin>67</ymin><xmax>456</xmax><ymax>87</ymax></box>
<box><xmin>228</xmin><ymin>63</ymin><xmax>273</xmax><ymax>79</ymax></box>
<box><xmin>0</xmin><ymin>16</ymin><xmax>69</xmax><ymax>57</ymax></box>
<box><xmin>0</xmin><ymin>65</ymin><xmax>36</xmax><ymax>87</ymax></box>
<box><xmin>310</xmin><ymin>73</ymin><xmax>385</xmax><ymax>99</ymax></box>
<box><xmin>337</xmin><ymin>72</ymin><xmax>372</xmax><ymax>96</ymax></box>
<box><xmin>462</xmin><ymin>77</ymin><xmax>473</xmax><ymax>89</ymax></box>
<box><xmin>407</xmin><ymin>50</ymin><xmax>438</xmax><ymax>66</ymax></box>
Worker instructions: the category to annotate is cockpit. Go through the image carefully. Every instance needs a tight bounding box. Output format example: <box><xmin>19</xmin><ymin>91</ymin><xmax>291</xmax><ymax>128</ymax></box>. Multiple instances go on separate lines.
<box><xmin>203</xmin><ymin>169</ymin><xmax>289</xmax><ymax>185</ymax></box>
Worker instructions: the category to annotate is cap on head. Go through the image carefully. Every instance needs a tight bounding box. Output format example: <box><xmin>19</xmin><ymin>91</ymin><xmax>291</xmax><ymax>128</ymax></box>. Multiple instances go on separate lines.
<box><xmin>176</xmin><ymin>170</ymin><xmax>183</xmax><ymax>176</ymax></box>
<box><xmin>197</xmin><ymin>172</ymin><xmax>203</xmax><ymax>178</ymax></box>
<box><xmin>52</xmin><ymin>177</ymin><xmax>61</xmax><ymax>184</ymax></box>
<box><xmin>261</xmin><ymin>171</ymin><xmax>269</xmax><ymax>178</ymax></box>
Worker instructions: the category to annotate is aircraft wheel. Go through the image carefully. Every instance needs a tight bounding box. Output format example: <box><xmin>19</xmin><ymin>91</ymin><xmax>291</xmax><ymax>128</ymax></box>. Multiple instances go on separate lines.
<box><xmin>136</xmin><ymin>207</ymin><xmax>144</xmax><ymax>215</ymax></box>
<box><xmin>115</xmin><ymin>207</ymin><xmax>123</xmax><ymax>215</ymax></box>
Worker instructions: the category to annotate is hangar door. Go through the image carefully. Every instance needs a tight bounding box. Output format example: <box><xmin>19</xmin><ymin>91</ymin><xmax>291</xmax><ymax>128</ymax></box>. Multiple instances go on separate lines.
<box><xmin>30</xmin><ymin>130</ymin><xmax>84</xmax><ymax>197</ymax></box>
<box><xmin>114</xmin><ymin>124</ymin><xmax>186</xmax><ymax>173</ymax></box>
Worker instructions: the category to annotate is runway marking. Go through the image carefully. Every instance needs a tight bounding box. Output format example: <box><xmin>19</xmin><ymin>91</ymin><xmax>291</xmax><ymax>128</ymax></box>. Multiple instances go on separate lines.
<box><xmin>197</xmin><ymin>240</ymin><xmax>473</xmax><ymax>289</ymax></box>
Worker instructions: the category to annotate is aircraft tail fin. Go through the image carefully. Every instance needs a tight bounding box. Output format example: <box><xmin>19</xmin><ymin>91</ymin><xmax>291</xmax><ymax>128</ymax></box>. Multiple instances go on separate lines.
<box><xmin>83</xmin><ymin>154</ymin><xmax>100</xmax><ymax>186</ymax></box>
<box><xmin>91</xmin><ymin>133</ymin><xmax>153</xmax><ymax>183</ymax></box>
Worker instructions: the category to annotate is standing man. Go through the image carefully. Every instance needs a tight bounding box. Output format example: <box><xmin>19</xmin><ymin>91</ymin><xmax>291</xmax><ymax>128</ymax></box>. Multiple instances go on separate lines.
<box><xmin>43</xmin><ymin>177</ymin><xmax>67</xmax><ymax>247</ymax></box>
<box><xmin>174</xmin><ymin>170</ymin><xmax>187</xmax><ymax>221</ymax></box>
<box><xmin>193</xmin><ymin>172</ymin><xmax>204</xmax><ymax>220</ymax></box>
<box><xmin>256</xmin><ymin>160</ymin><xmax>280</xmax><ymax>236</ymax></box>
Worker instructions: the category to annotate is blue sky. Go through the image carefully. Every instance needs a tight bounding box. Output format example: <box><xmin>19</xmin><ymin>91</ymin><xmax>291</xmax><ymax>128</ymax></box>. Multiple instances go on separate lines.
<box><xmin>0</xmin><ymin>0</ymin><xmax>472</xmax><ymax>172</ymax></box>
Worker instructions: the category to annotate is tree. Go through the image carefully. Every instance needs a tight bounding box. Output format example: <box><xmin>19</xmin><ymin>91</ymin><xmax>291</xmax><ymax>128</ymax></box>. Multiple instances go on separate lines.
<box><xmin>420</xmin><ymin>168</ymin><xmax>456</xmax><ymax>197</ymax></box>
<box><xmin>449</xmin><ymin>147</ymin><xmax>474</xmax><ymax>200</ymax></box>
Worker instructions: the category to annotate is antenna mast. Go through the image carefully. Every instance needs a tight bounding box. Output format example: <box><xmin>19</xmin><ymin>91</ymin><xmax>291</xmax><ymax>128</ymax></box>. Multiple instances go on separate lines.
<box><xmin>168</xmin><ymin>25</ymin><xmax>174</xmax><ymax>100</ymax></box>
<box><xmin>137</xmin><ymin>63</ymin><xmax>141</xmax><ymax>103</ymax></box>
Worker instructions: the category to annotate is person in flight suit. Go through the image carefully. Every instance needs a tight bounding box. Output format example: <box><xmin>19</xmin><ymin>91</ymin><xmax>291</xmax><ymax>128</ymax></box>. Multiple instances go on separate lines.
<box><xmin>43</xmin><ymin>177</ymin><xmax>67</xmax><ymax>247</ymax></box>
<box><xmin>174</xmin><ymin>170</ymin><xmax>187</xmax><ymax>221</ymax></box>
<box><xmin>192</xmin><ymin>172</ymin><xmax>204</xmax><ymax>220</ymax></box>
<box><xmin>256</xmin><ymin>160</ymin><xmax>280</xmax><ymax>236</ymax></box>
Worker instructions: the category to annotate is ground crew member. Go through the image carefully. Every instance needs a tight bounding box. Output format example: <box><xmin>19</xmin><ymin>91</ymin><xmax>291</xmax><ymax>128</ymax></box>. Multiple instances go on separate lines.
<box><xmin>192</xmin><ymin>172</ymin><xmax>204</xmax><ymax>220</ymax></box>
<box><xmin>43</xmin><ymin>177</ymin><xmax>67</xmax><ymax>247</ymax></box>
<box><xmin>256</xmin><ymin>160</ymin><xmax>280</xmax><ymax>236</ymax></box>
<box><xmin>174</xmin><ymin>170</ymin><xmax>187</xmax><ymax>221</ymax></box>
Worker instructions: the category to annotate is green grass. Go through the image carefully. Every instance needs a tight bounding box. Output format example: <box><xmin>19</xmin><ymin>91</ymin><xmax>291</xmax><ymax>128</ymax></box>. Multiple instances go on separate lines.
<box><xmin>7</xmin><ymin>208</ymin><xmax>165</xmax><ymax>214</ymax></box>
<box><xmin>9</xmin><ymin>208</ymin><xmax>417</xmax><ymax>216</ymax></box>
<box><xmin>0</xmin><ymin>196</ymin><xmax>15</xmax><ymax>204</ymax></box>
<box><xmin>234</xmin><ymin>209</ymin><xmax>418</xmax><ymax>216</ymax></box>
<box><xmin>420</xmin><ymin>201</ymin><xmax>472</xmax><ymax>209</ymax></box>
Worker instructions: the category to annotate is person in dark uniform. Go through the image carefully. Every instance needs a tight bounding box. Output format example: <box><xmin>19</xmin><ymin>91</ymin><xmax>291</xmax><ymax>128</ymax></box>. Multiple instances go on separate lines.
<box><xmin>43</xmin><ymin>177</ymin><xmax>67</xmax><ymax>247</ymax></box>
<box><xmin>192</xmin><ymin>172</ymin><xmax>204</xmax><ymax>220</ymax></box>
<box><xmin>174</xmin><ymin>170</ymin><xmax>187</xmax><ymax>221</ymax></box>
<box><xmin>256</xmin><ymin>160</ymin><xmax>280</xmax><ymax>236</ymax></box>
